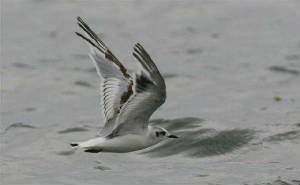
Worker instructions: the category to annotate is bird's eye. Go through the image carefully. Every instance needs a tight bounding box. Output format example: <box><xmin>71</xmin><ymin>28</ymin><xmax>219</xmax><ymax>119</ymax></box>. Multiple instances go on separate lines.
<box><xmin>160</xmin><ymin>131</ymin><xmax>166</xmax><ymax>136</ymax></box>
<box><xmin>156</xmin><ymin>132</ymin><xmax>159</xmax><ymax>137</ymax></box>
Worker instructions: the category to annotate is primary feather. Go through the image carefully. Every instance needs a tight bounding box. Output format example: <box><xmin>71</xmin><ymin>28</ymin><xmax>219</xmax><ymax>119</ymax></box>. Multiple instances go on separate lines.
<box><xmin>76</xmin><ymin>17</ymin><xmax>166</xmax><ymax>137</ymax></box>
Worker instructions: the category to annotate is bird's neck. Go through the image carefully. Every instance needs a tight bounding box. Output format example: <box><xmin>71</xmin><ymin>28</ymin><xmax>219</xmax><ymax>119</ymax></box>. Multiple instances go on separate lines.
<box><xmin>145</xmin><ymin>126</ymin><xmax>161</xmax><ymax>145</ymax></box>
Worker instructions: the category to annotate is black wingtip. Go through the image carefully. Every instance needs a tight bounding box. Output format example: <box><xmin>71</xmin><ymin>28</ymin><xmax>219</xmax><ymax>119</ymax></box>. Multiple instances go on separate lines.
<box><xmin>77</xmin><ymin>16</ymin><xmax>82</xmax><ymax>22</ymax></box>
<box><xmin>70</xmin><ymin>143</ymin><xmax>78</xmax><ymax>147</ymax></box>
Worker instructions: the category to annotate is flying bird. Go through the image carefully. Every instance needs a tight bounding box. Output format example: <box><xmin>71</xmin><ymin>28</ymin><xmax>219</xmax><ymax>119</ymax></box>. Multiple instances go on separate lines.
<box><xmin>71</xmin><ymin>17</ymin><xmax>178</xmax><ymax>153</ymax></box>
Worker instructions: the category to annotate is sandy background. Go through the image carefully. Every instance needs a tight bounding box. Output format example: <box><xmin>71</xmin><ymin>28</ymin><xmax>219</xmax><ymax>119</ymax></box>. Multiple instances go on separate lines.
<box><xmin>1</xmin><ymin>0</ymin><xmax>299</xmax><ymax>184</ymax></box>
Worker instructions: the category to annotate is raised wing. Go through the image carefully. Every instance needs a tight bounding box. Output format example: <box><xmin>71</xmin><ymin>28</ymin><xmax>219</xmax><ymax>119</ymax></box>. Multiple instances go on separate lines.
<box><xmin>75</xmin><ymin>17</ymin><xmax>133</xmax><ymax>136</ymax></box>
<box><xmin>111</xmin><ymin>43</ymin><xmax>166</xmax><ymax>136</ymax></box>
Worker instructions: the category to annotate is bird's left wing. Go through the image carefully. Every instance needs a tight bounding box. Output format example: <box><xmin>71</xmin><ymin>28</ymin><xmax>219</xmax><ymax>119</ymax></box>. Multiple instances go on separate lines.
<box><xmin>75</xmin><ymin>17</ymin><xmax>133</xmax><ymax>137</ymax></box>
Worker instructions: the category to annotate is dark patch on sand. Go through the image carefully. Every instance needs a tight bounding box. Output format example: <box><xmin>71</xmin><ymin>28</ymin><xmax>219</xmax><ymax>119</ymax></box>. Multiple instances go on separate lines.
<box><xmin>211</xmin><ymin>33</ymin><xmax>220</xmax><ymax>39</ymax></box>
<box><xmin>94</xmin><ymin>165</ymin><xmax>111</xmax><ymax>171</ymax></box>
<box><xmin>264</xmin><ymin>130</ymin><xmax>299</xmax><ymax>142</ymax></box>
<box><xmin>285</xmin><ymin>54</ymin><xmax>299</xmax><ymax>61</ymax></box>
<box><xmin>162</xmin><ymin>73</ymin><xmax>178</xmax><ymax>79</ymax></box>
<box><xmin>57</xmin><ymin>127</ymin><xmax>89</xmax><ymax>134</ymax></box>
<box><xmin>260</xmin><ymin>107</ymin><xmax>267</xmax><ymax>111</ymax></box>
<box><xmin>261</xmin><ymin>178</ymin><xmax>297</xmax><ymax>185</ymax></box>
<box><xmin>269</xmin><ymin>66</ymin><xmax>299</xmax><ymax>75</ymax></box>
<box><xmin>196</xmin><ymin>174</ymin><xmax>210</xmax><ymax>177</ymax></box>
<box><xmin>186</xmin><ymin>48</ymin><xmax>203</xmax><ymax>55</ymax></box>
<box><xmin>12</xmin><ymin>62</ymin><xmax>34</xmax><ymax>69</ymax></box>
<box><xmin>4</xmin><ymin>122</ymin><xmax>37</xmax><ymax>132</ymax></box>
<box><xmin>56</xmin><ymin>150</ymin><xmax>75</xmax><ymax>156</ymax></box>
<box><xmin>74</xmin><ymin>80</ymin><xmax>93</xmax><ymax>88</ymax></box>
<box><xmin>24</xmin><ymin>107</ymin><xmax>36</xmax><ymax>112</ymax></box>
<box><xmin>186</xmin><ymin>26</ymin><xmax>196</xmax><ymax>33</ymax></box>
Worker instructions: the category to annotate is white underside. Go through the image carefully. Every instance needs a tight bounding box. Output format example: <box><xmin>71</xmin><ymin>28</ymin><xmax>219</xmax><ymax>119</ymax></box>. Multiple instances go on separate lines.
<box><xmin>76</xmin><ymin>134</ymin><xmax>159</xmax><ymax>153</ymax></box>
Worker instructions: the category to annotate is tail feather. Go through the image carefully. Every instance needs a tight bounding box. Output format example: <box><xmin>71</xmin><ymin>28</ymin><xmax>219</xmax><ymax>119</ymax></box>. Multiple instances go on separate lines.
<box><xmin>70</xmin><ymin>138</ymin><xmax>104</xmax><ymax>153</ymax></box>
<box><xmin>70</xmin><ymin>142</ymin><xmax>102</xmax><ymax>153</ymax></box>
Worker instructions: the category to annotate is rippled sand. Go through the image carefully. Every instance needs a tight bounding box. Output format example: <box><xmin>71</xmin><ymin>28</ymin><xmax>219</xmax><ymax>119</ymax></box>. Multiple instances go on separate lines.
<box><xmin>1</xmin><ymin>0</ymin><xmax>299</xmax><ymax>184</ymax></box>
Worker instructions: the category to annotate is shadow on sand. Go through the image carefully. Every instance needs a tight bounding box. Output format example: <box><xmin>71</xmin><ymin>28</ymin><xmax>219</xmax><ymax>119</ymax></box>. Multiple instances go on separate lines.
<box><xmin>140</xmin><ymin>117</ymin><xmax>255</xmax><ymax>158</ymax></box>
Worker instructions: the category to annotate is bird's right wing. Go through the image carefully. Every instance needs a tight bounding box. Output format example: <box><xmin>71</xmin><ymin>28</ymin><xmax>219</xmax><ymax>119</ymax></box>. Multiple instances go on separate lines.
<box><xmin>75</xmin><ymin>17</ymin><xmax>133</xmax><ymax>137</ymax></box>
<box><xmin>111</xmin><ymin>43</ymin><xmax>167</xmax><ymax>136</ymax></box>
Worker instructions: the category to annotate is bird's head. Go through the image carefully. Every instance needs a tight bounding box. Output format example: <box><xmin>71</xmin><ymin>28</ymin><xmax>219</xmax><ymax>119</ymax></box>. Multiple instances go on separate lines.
<box><xmin>150</xmin><ymin>126</ymin><xmax>178</xmax><ymax>141</ymax></box>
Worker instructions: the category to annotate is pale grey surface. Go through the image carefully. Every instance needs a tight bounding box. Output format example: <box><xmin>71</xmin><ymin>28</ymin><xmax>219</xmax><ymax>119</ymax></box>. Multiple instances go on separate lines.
<box><xmin>1</xmin><ymin>0</ymin><xmax>299</xmax><ymax>184</ymax></box>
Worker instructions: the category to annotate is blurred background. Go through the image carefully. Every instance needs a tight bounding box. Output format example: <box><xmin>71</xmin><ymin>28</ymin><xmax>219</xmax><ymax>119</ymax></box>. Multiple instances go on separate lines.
<box><xmin>1</xmin><ymin>0</ymin><xmax>299</xmax><ymax>184</ymax></box>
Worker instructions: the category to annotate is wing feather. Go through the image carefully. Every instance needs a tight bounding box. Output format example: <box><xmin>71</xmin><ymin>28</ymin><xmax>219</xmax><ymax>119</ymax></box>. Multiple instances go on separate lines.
<box><xmin>75</xmin><ymin>17</ymin><xmax>133</xmax><ymax>136</ymax></box>
<box><xmin>112</xmin><ymin>44</ymin><xmax>166</xmax><ymax>136</ymax></box>
<box><xmin>76</xmin><ymin>17</ymin><xmax>166</xmax><ymax>137</ymax></box>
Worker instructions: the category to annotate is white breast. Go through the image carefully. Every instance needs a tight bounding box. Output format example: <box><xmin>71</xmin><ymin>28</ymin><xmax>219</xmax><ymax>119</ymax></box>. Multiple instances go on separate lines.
<box><xmin>100</xmin><ymin>134</ymin><xmax>158</xmax><ymax>153</ymax></box>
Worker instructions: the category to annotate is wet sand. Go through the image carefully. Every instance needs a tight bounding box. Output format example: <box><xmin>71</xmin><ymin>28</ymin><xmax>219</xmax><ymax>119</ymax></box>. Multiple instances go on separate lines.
<box><xmin>1</xmin><ymin>0</ymin><xmax>299</xmax><ymax>184</ymax></box>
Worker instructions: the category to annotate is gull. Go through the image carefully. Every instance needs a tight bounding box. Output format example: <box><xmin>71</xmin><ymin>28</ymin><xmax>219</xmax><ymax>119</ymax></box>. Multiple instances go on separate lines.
<box><xmin>70</xmin><ymin>17</ymin><xmax>178</xmax><ymax>153</ymax></box>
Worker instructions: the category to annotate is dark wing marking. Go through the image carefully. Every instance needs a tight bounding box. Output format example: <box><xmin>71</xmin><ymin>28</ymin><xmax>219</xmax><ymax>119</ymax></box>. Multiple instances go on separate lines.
<box><xmin>111</xmin><ymin>43</ymin><xmax>166</xmax><ymax>136</ymax></box>
<box><xmin>76</xmin><ymin>17</ymin><xmax>130</xmax><ymax>79</ymax></box>
<box><xmin>75</xmin><ymin>17</ymin><xmax>134</xmax><ymax>136</ymax></box>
